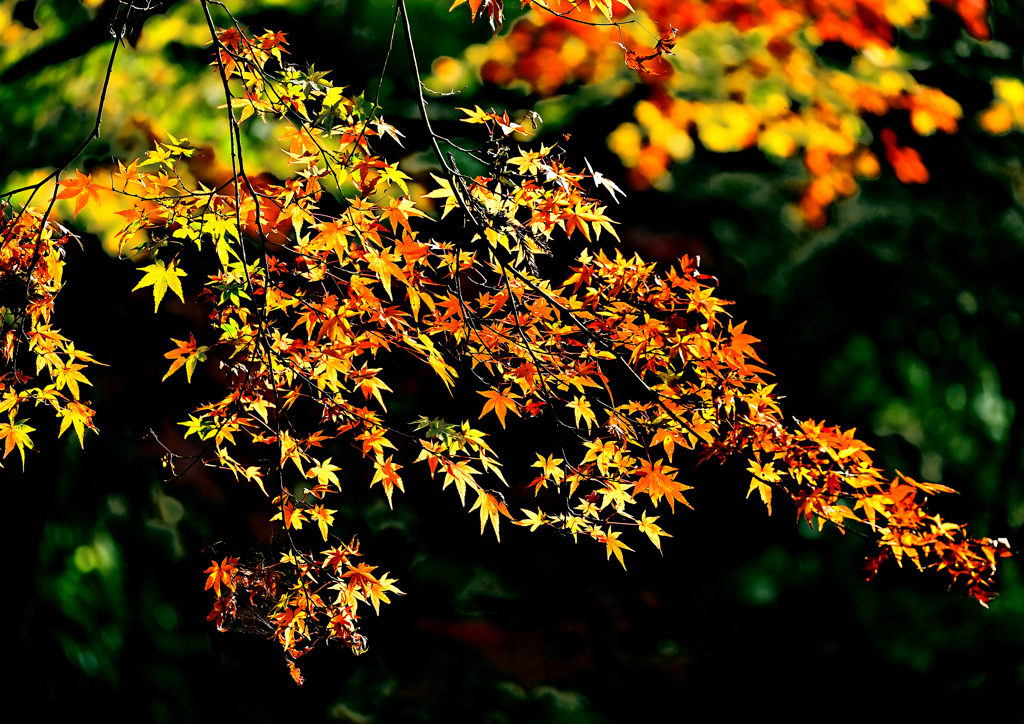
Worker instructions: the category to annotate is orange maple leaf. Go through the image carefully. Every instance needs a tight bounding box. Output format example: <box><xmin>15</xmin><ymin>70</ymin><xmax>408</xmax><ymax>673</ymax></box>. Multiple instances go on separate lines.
<box><xmin>371</xmin><ymin>454</ymin><xmax>405</xmax><ymax>507</ymax></box>
<box><xmin>203</xmin><ymin>557</ymin><xmax>239</xmax><ymax>597</ymax></box>
<box><xmin>728</xmin><ymin>320</ymin><xmax>764</xmax><ymax>363</ymax></box>
<box><xmin>478</xmin><ymin>388</ymin><xmax>520</xmax><ymax>428</ymax></box>
<box><xmin>634</xmin><ymin>459</ymin><xmax>693</xmax><ymax>512</ymax></box>
<box><xmin>449</xmin><ymin>0</ymin><xmax>504</xmax><ymax>33</ymax></box>
<box><xmin>56</xmin><ymin>170</ymin><xmax>102</xmax><ymax>216</ymax></box>
<box><xmin>163</xmin><ymin>334</ymin><xmax>208</xmax><ymax>382</ymax></box>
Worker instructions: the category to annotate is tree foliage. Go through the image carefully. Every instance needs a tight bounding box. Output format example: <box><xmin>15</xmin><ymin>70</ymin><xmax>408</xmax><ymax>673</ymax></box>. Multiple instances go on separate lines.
<box><xmin>0</xmin><ymin>0</ymin><xmax>1017</xmax><ymax>687</ymax></box>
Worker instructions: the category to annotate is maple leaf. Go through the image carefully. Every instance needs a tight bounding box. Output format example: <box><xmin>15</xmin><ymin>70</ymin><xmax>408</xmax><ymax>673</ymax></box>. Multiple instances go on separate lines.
<box><xmin>728</xmin><ymin>320</ymin><xmax>764</xmax><ymax>363</ymax></box>
<box><xmin>901</xmin><ymin>472</ymin><xmax>958</xmax><ymax>496</ymax></box>
<box><xmin>353</xmin><ymin>365</ymin><xmax>393</xmax><ymax>410</ymax></box>
<box><xmin>307</xmin><ymin>458</ymin><xmax>342</xmax><ymax>490</ymax></box>
<box><xmin>531</xmin><ymin>453</ymin><xmax>565</xmax><ymax>483</ymax></box>
<box><xmin>413</xmin><ymin>416</ymin><xmax>460</xmax><ymax>444</ymax></box>
<box><xmin>56</xmin><ymin>401</ymin><xmax>96</xmax><ymax>448</ymax></box>
<box><xmin>583</xmin><ymin>439</ymin><xmax>619</xmax><ymax>477</ymax></box>
<box><xmin>371</xmin><ymin>454</ymin><xmax>405</xmax><ymax>508</ymax></box>
<box><xmin>56</xmin><ymin>170</ymin><xmax>101</xmax><ymax>216</ymax></box>
<box><xmin>279</xmin><ymin>430</ymin><xmax>307</xmax><ymax>475</ymax></box>
<box><xmin>344</xmin><ymin>561</ymin><xmax>380</xmax><ymax>590</ymax></box>
<box><xmin>457</xmin><ymin>105</ymin><xmax>495</xmax><ymax>125</ymax></box>
<box><xmin>441</xmin><ymin>458</ymin><xmax>480</xmax><ymax>506</ymax></box>
<box><xmin>603</xmin><ymin>528</ymin><xmax>634</xmax><ymax>569</ymax></box>
<box><xmin>133</xmin><ymin>260</ymin><xmax>187</xmax><ymax>312</ymax></box>
<box><xmin>746</xmin><ymin>478</ymin><xmax>773</xmax><ymax>515</ymax></box>
<box><xmin>139</xmin><ymin>143</ymin><xmax>176</xmax><ymax>168</ymax></box>
<box><xmin>163</xmin><ymin>334</ymin><xmax>208</xmax><ymax>382</ymax></box>
<box><xmin>469</xmin><ymin>488</ymin><xmax>512</xmax><ymax>541</ymax></box>
<box><xmin>567</xmin><ymin>396</ymin><xmax>597</xmax><ymax>431</ymax></box>
<box><xmin>364</xmin><ymin>246</ymin><xmax>407</xmax><ymax>299</ymax></box>
<box><xmin>651</xmin><ymin>429</ymin><xmax>690</xmax><ymax>462</ymax></box>
<box><xmin>380</xmin><ymin>196</ymin><xmax>427</xmax><ymax>235</ymax></box>
<box><xmin>449</xmin><ymin>0</ymin><xmax>504</xmax><ymax>32</ymax></box>
<box><xmin>205</xmin><ymin>595</ymin><xmax>236</xmax><ymax>632</ymax></box>
<box><xmin>374</xmin><ymin>116</ymin><xmax>405</xmax><ymax>146</ymax></box>
<box><xmin>420</xmin><ymin>174</ymin><xmax>460</xmax><ymax>218</ymax></box>
<box><xmin>322</xmin><ymin>546</ymin><xmax>351</xmax><ymax>574</ymax></box>
<box><xmin>518</xmin><ymin>508</ymin><xmax>548</xmax><ymax>531</ymax></box>
<box><xmin>967</xmin><ymin>584</ymin><xmax>997</xmax><ymax>609</ymax></box>
<box><xmin>855</xmin><ymin>493</ymin><xmax>894</xmax><ymax>527</ymax></box>
<box><xmin>746</xmin><ymin>456</ymin><xmax>780</xmax><ymax>515</ymax></box>
<box><xmin>378</xmin><ymin>162</ymin><xmax>411</xmax><ymax>194</ymax></box>
<box><xmin>363</xmin><ymin>571</ymin><xmax>404</xmax><ymax>615</ymax></box>
<box><xmin>0</xmin><ymin>414</ymin><xmax>35</xmax><ymax>468</ymax></box>
<box><xmin>585</xmin><ymin>158</ymin><xmax>626</xmax><ymax>204</ymax></box>
<box><xmin>204</xmin><ymin>557</ymin><xmax>239</xmax><ymax>597</ymax></box>
<box><xmin>655</xmin><ymin>27</ymin><xmax>677</xmax><ymax>55</ymax></box>
<box><xmin>478</xmin><ymin>388</ymin><xmax>520</xmax><ymax>428</ymax></box>
<box><xmin>637</xmin><ymin>512</ymin><xmax>672</xmax><ymax>552</ymax></box>
<box><xmin>310</xmin><ymin>504</ymin><xmax>337</xmax><ymax>542</ymax></box>
<box><xmin>598</xmin><ymin>479</ymin><xmax>633</xmax><ymax>512</ymax></box>
<box><xmin>357</xmin><ymin>426</ymin><xmax>396</xmax><ymax>457</ymax></box>
<box><xmin>634</xmin><ymin>459</ymin><xmax>693</xmax><ymax>512</ymax></box>
<box><xmin>270</xmin><ymin>500</ymin><xmax>307</xmax><ymax>530</ymax></box>
<box><xmin>52</xmin><ymin>359</ymin><xmax>91</xmax><ymax>400</ymax></box>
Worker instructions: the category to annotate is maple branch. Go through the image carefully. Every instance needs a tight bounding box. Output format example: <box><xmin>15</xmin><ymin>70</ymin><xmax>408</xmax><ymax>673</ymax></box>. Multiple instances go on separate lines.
<box><xmin>500</xmin><ymin>263</ymin><xmax>697</xmax><ymax>436</ymax></box>
<box><xmin>397</xmin><ymin>0</ymin><xmax>478</xmax><ymax>225</ymax></box>
<box><xmin>372</xmin><ymin>0</ymin><xmax>403</xmax><ymax>116</ymax></box>
<box><xmin>201</xmin><ymin>2</ymin><xmax>309</xmax><ymax>567</ymax></box>
<box><xmin>0</xmin><ymin>3</ymin><xmax>141</xmax><ymax>382</ymax></box>
<box><xmin>0</xmin><ymin>26</ymin><xmax>120</xmax><ymax>211</ymax></box>
<box><xmin>497</xmin><ymin>265</ymin><xmax>571</xmax><ymax>427</ymax></box>
<box><xmin>526</xmin><ymin>0</ymin><xmax>636</xmax><ymax>28</ymax></box>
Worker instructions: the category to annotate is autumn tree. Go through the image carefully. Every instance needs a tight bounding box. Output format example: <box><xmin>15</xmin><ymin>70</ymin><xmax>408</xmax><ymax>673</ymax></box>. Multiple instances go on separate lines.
<box><xmin>1</xmin><ymin>0</ymin><xmax>1017</xmax><ymax>692</ymax></box>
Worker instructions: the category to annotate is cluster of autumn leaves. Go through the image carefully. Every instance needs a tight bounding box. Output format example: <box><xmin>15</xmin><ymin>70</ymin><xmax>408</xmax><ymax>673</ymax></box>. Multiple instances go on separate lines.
<box><xmin>451</xmin><ymin>0</ymin><xmax>1015</xmax><ymax>227</ymax></box>
<box><xmin>203</xmin><ymin>538</ymin><xmax>397</xmax><ymax>685</ymax></box>
<box><xmin>1</xmin><ymin>202</ymin><xmax>102</xmax><ymax>463</ymax></box>
<box><xmin>0</xmin><ymin>0</ymin><xmax>1014</xmax><ymax>684</ymax></box>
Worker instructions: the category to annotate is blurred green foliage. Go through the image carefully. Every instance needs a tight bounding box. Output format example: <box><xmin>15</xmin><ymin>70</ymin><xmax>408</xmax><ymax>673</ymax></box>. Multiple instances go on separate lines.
<box><xmin>4</xmin><ymin>0</ymin><xmax>1022</xmax><ymax>720</ymax></box>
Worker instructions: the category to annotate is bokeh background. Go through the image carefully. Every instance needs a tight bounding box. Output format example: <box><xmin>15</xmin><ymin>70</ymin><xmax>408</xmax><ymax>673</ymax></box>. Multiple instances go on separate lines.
<box><xmin>3</xmin><ymin>0</ymin><xmax>1022</xmax><ymax>720</ymax></box>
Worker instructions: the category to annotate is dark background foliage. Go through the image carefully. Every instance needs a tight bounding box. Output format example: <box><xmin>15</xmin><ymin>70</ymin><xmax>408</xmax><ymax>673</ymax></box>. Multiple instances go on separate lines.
<box><xmin>4</xmin><ymin>0</ymin><xmax>1022</xmax><ymax>721</ymax></box>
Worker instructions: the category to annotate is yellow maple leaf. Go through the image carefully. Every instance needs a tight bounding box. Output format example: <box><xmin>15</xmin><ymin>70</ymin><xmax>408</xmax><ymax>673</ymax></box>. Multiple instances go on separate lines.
<box><xmin>567</xmin><ymin>396</ymin><xmax>597</xmax><ymax>431</ymax></box>
<box><xmin>0</xmin><ymin>414</ymin><xmax>35</xmax><ymax>468</ymax></box>
<box><xmin>746</xmin><ymin>477</ymin><xmax>773</xmax><ymax>516</ymax></box>
<box><xmin>469</xmin><ymin>487</ymin><xmax>513</xmax><ymax>541</ymax></box>
<box><xmin>637</xmin><ymin>512</ymin><xmax>672</xmax><ymax>552</ymax></box>
<box><xmin>132</xmin><ymin>260</ymin><xmax>187</xmax><ymax>312</ymax></box>
<box><xmin>531</xmin><ymin>453</ymin><xmax>565</xmax><ymax>483</ymax></box>
<box><xmin>603</xmin><ymin>527</ymin><xmax>634</xmax><ymax>569</ymax></box>
<box><xmin>310</xmin><ymin>504</ymin><xmax>337</xmax><ymax>542</ymax></box>
<box><xmin>57</xmin><ymin>401</ymin><xmax>95</xmax><ymax>449</ymax></box>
